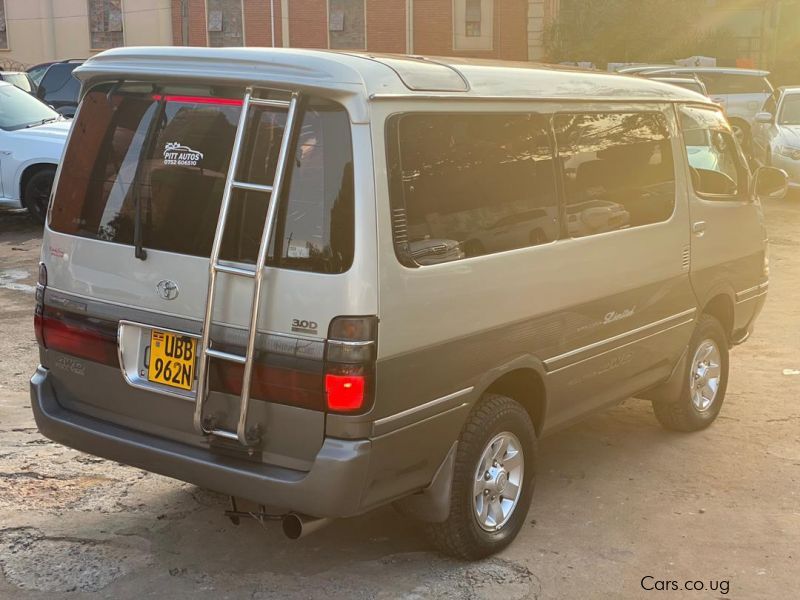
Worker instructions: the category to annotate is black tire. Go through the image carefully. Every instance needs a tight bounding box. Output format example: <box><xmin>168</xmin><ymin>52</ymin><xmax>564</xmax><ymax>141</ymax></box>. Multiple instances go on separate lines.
<box><xmin>23</xmin><ymin>168</ymin><xmax>56</xmax><ymax>224</ymax></box>
<box><xmin>426</xmin><ymin>394</ymin><xmax>537</xmax><ymax>560</ymax></box>
<box><xmin>652</xmin><ymin>314</ymin><xmax>729</xmax><ymax>432</ymax></box>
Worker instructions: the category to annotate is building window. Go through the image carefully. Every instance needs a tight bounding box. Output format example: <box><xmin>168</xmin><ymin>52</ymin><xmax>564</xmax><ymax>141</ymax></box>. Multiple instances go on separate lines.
<box><xmin>0</xmin><ymin>1</ymin><xmax>7</xmax><ymax>50</ymax></box>
<box><xmin>465</xmin><ymin>0</ymin><xmax>481</xmax><ymax>37</ymax></box>
<box><xmin>207</xmin><ymin>0</ymin><xmax>244</xmax><ymax>47</ymax></box>
<box><xmin>88</xmin><ymin>0</ymin><xmax>124</xmax><ymax>50</ymax></box>
<box><xmin>328</xmin><ymin>0</ymin><xmax>365</xmax><ymax>50</ymax></box>
<box><xmin>453</xmin><ymin>0</ymin><xmax>493</xmax><ymax>51</ymax></box>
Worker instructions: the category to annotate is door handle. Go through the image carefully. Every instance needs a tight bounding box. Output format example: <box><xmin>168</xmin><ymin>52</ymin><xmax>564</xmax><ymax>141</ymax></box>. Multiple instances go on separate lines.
<box><xmin>692</xmin><ymin>221</ymin><xmax>706</xmax><ymax>236</ymax></box>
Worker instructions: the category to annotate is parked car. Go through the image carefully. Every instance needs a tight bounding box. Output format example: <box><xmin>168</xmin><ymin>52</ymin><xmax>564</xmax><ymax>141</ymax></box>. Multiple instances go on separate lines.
<box><xmin>31</xmin><ymin>48</ymin><xmax>786</xmax><ymax>561</ymax></box>
<box><xmin>0</xmin><ymin>81</ymin><xmax>70</xmax><ymax>221</ymax></box>
<box><xmin>617</xmin><ymin>64</ymin><xmax>676</xmax><ymax>75</ymax></box>
<box><xmin>649</xmin><ymin>76</ymin><xmax>709</xmax><ymax>97</ymax></box>
<box><xmin>462</xmin><ymin>208</ymin><xmax>558</xmax><ymax>257</ymax></box>
<box><xmin>751</xmin><ymin>86</ymin><xmax>800</xmax><ymax>189</ymax></box>
<box><xmin>641</xmin><ymin>67</ymin><xmax>773</xmax><ymax>150</ymax></box>
<box><xmin>0</xmin><ymin>71</ymin><xmax>35</xmax><ymax>94</ymax></box>
<box><xmin>27</xmin><ymin>59</ymin><xmax>83</xmax><ymax>88</ymax></box>
<box><xmin>35</xmin><ymin>59</ymin><xmax>84</xmax><ymax>117</ymax></box>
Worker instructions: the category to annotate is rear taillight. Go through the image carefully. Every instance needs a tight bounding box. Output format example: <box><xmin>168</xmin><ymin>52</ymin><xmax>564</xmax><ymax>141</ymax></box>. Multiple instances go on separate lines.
<box><xmin>34</xmin><ymin>262</ymin><xmax>47</xmax><ymax>346</ymax></box>
<box><xmin>209</xmin><ymin>359</ymin><xmax>325</xmax><ymax>411</ymax></box>
<box><xmin>324</xmin><ymin>316</ymin><xmax>377</xmax><ymax>414</ymax></box>
<box><xmin>325</xmin><ymin>373</ymin><xmax>366</xmax><ymax>412</ymax></box>
<box><xmin>39</xmin><ymin>314</ymin><xmax>119</xmax><ymax>366</ymax></box>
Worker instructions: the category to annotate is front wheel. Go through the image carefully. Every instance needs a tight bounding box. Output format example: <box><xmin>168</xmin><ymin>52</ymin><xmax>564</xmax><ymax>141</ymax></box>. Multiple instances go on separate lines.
<box><xmin>426</xmin><ymin>394</ymin><xmax>536</xmax><ymax>560</ymax></box>
<box><xmin>652</xmin><ymin>314</ymin><xmax>729</xmax><ymax>432</ymax></box>
<box><xmin>23</xmin><ymin>168</ymin><xmax>56</xmax><ymax>224</ymax></box>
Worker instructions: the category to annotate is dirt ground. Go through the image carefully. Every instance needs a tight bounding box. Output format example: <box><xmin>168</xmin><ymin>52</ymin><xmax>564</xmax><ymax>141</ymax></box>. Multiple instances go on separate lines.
<box><xmin>0</xmin><ymin>200</ymin><xmax>798</xmax><ymax>600</ymax></box>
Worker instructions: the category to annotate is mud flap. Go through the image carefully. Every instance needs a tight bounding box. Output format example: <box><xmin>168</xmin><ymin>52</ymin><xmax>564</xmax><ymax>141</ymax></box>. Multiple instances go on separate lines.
<box><xmin>640</xmin><ymin>347</ymin><xmax>689</xmax><ymax>404</ymax></box>
<box><xmin>393</xmin><ymin>441</ymin><xmax>457</xmax><ymax>523</ymax></box>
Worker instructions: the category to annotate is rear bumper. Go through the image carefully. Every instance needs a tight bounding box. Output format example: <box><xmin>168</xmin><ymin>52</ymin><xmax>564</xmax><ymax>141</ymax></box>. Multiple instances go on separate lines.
<box><xmin>30</xmin><ymin>365</ymin><xmax>372</xmax><ymax>518</ymax></box>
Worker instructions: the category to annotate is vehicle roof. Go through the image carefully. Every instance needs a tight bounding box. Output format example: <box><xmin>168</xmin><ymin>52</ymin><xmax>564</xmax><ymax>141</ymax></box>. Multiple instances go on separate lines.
<box><xmin>644</xmin><ymin>66</ymin><xmax>770</xmax><ymax>76</ymax></box>
<box><xmin>779</xmin><ymin>86</ymin><xmax>800</xmax><ymax>93</ymax></box>
<box><xmin>650</xmin><ymin>77</ymin><xmax>701</xmax><ymax>83</ymax></box>
<box><xmin>74</xmin><ymin>47</ymin><xmax>713</xmax><ymax>120</ymax></box>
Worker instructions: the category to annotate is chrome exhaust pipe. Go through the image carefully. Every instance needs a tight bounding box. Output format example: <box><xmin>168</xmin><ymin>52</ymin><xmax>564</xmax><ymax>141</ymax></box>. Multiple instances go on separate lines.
<box><xmin>281</xmin><ymin>512</ymin><xmax>333</xmax><ymax>540</ymax></box>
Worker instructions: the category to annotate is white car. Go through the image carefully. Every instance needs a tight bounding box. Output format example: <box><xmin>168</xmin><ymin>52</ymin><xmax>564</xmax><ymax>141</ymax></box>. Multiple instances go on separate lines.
<box><xmin>752</xmin><ymin>87</ymin><xmax>800</xmax><ymax>189</ymax></box>
<box><xmin>640</xmin><ymin>67</ymin><xmax>773</xmax><ymax>150</ymax></box>
<box><xmin>0</xmin><ymin>81</ymin><xmax>70</xmax><ymax>221</ymax></box>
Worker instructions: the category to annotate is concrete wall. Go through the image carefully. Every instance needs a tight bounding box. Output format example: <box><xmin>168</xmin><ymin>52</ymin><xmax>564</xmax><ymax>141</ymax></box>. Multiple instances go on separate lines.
<box><xmin>0</xmin><ymin>0</ymin><xmax>172</xmax><ymax>67</ymax></box>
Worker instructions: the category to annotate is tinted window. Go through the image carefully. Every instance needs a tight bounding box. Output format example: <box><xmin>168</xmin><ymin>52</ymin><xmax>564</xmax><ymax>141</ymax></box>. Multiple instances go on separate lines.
<box><xmin>779</xmin><ymin>95</ymin><xmax>800</xmax><ymax>125</ymax></box>
<box><xmin>554</xmin><ymin>112</ymin><xmax>675</xmax><ymax>238</ymax></box>
<box><xmin>387</xmin><ymin>113</ymin><xmax>558</xmax><ymax>266</ymax></box>
<box><xmin>701</xmin><ymin>74</ymin><xmax>771</xmax><ymax>95</ymax></box>
<box><xmin>762</xmin><ymin>94</ymin><xmax>778</xmax><ymax>116</ymax></box>
<box><xmin>38</xmin><ymin>64</ymin><xmax>80</xmax><ymax>103</ymax></box>
<box><xmin>681</xmin><ymin>106</ymin><xmax>746</xmax><ymax>198</ymax></box>
<box><xmin>50</xmin><ymin>85</ymin><xmax>355</xmax><ymax>274</ymax></box>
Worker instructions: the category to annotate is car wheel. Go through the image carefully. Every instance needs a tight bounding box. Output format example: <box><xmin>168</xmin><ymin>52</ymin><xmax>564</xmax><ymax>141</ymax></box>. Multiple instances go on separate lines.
<box><xmin>426</xmin><ymin>394</ymin><xmax>536</xmax><ymax>560</ymax></box>
<box><xmin>23</xmin><ymin>168</ymin><xmax>56</xmax><ymax>224</ymax></box>
<box><xmin>652</xmin><ymin>314</ymin><xmax>729</xmax><ymax>432</ymax></box>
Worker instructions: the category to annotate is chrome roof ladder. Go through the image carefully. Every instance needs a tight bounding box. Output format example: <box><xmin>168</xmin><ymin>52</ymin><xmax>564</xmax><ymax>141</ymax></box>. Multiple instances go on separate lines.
<box><xmin>193</xmin><ymin>87</ymin><xmax>302</xmax><ymax>446</ymax></box>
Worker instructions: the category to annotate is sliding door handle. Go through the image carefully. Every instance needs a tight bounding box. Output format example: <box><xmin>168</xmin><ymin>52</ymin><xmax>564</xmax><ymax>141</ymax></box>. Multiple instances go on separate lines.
<box><xmin>692</xmin><ymin>221</ymin><xmax>706</xmax><ymax>236</ymax></box>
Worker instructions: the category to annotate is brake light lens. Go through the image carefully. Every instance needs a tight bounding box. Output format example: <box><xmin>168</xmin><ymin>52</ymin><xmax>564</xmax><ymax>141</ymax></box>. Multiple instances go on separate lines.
<box><xmin>151</xmin><ymin>94</ymin><xmax>243</xmax><ymax>106</ymax></box>
<box><xmin>325</xmin><ymin>373</ymin><xmax>366</xmax><ymax>412</ymax></box>
<box><xmin>36</xmin><ymin>307</ymin><xmax>119</xmax><ymax>368</ymax></box>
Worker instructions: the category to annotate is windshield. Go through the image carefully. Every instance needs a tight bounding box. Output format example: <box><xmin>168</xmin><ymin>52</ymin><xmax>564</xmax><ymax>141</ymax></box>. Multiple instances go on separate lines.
<box><xmin>0</xmin><ymin>84</ymin><xmax>59</xmax><ymax>130</ymax></box>
<box><xmin>779</xmin><ymin>95</ymin><xmax>800</xmax><ymax>125</ymax></box>
<box><xmin>4</xmin><ymin>73</ymin><xmax>32</xmax><ymax>93</ymax></box>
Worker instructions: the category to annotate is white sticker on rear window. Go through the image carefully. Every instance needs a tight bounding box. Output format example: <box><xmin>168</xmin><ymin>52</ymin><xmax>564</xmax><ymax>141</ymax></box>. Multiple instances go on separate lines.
<box><xmin>163</xmin><ymin>142</ymin><xmax>204</xmax><ymax>167</ymax></box>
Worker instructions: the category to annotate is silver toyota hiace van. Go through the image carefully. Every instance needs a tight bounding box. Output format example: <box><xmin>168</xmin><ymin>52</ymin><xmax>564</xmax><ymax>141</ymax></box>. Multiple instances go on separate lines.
<box><xmin>31</xmin><ymin>48</ymin><xmax>786</xmax><ymax>559</ymax></box>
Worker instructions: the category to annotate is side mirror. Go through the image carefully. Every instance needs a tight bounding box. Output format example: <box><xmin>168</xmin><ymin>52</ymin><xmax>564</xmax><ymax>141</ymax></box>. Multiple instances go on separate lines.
<box><xmin>753</xmin><ymin>166</ymin><xmax>788</xmax><ymax>200</ymax></box>
<box><xmin>755</xmin><ymin>112</ymin><xmax>774</xmax><ymax>124</ymax></box>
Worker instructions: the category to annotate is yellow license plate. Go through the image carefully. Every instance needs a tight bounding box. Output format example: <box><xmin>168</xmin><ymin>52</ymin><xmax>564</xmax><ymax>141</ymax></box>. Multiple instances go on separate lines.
<box><xmin>148</xmin><ymin>330</ymin><xmax>197</xmax><ymax>391</ymax></box>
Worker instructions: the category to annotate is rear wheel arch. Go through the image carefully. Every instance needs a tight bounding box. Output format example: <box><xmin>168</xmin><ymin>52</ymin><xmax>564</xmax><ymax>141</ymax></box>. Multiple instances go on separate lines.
<box><xmin>482</xmin><ymin>367</ymin><xmax>547</xmax><ymax>438</ymax></box>
<box><xmin>702</xmin><ymin>293</ymin><xmax>734</xmax><ymax>341</ymax></box>
<box><xmin>19</xmin><ymin>162</ymin><xmax>57</xmax><ymax>199</ymax></box>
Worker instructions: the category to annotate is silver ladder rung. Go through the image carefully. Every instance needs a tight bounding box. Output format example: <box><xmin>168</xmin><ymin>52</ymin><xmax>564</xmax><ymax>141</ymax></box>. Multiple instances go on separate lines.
<box><xmin>208</xmin><ymin>428</ymin><xmax>239</xmax><ymax>441</ymax></box>
<box><xmin>232</xmin><ymin>181</ymin><xmax>273</xmax><ymax>193</ymax></box>
<box><xmin>205</xmin><ymin>348</ymin><xmax>247</xmax><ymax>364</ymax></box>
<box><xmin>215</xmin><ymin>263</ymin><xmax>256</xmax><ymax>278</ymax></box>
<box><xmin>249</xmin><ymin>97</ymin><xmax>291</xmax><ymax>108</ymax></box>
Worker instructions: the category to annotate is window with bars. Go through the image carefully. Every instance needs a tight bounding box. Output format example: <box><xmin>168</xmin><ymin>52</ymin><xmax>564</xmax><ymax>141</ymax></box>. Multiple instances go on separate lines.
<box><xmin>329</xmin><ymin>0</ymin><xmax>366</xmax><ymax>50</ymax></box>
<box><xmin>88</xmin><ymin>0</ymin><xmax>124</xmax><ymax>50</ymax></box>
<box><xmin>207</xmin><ymin>0</ymin><xmax>244</xmax><ymax>47</ymax></box>
<box><xmin>465</xmin><ymin>0</ymin><xmax>482</xmax><ymax>37</ymax></box>
<box><xmin>0</xmin><ymin>1</ymin><xmax>7</xmax><ymax>50</ymax></box>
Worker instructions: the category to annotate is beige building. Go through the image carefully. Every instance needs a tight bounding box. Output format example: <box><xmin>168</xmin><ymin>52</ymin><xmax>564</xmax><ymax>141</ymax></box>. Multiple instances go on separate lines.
<box><xmin>0</xmin><ymin>0</ymin><xmax>172</xmax><ymax>68</ymax></box>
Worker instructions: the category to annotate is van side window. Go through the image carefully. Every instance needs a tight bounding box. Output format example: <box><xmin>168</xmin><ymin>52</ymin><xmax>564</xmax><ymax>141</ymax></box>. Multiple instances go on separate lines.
<box><xmin>387</xmin><ymin>113</ymin><xmax>559</xmax><ymax>266</ymax></box>
<box><xmin>680</xmin><ymin>106</ymin><xmax>746</xmax><ymax>199</ymax></box>
<box><xmin>49</xmin><ymin>86</ymin><xmax>355</xmax><ymax>274</ymax></box>
<box><xmin>554</xmin><ymin>112</ymin><xmax>676</xmax><ymax>238</ymax></box>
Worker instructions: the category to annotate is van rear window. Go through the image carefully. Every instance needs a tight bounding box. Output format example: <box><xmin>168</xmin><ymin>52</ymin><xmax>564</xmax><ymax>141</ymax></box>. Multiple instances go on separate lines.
<box><xmin>50</xmin><ymin>85</ymin><xmax>355</xmax><ymax>274</ymax></box>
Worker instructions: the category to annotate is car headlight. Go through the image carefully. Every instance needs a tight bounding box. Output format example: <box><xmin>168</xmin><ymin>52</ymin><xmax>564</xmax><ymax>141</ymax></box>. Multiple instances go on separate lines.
<box><xmin>776</xmin><ymin>144</ymin><xmax>800</xmax><ymax>160</ymax></box>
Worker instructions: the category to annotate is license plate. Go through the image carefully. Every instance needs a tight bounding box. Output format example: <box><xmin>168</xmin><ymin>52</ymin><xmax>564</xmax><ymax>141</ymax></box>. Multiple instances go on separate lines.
<box><xmin>147</xmin><ymin>330</ymin><xmax>197</xmax><ymax>391</ymax></box>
